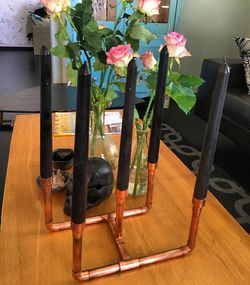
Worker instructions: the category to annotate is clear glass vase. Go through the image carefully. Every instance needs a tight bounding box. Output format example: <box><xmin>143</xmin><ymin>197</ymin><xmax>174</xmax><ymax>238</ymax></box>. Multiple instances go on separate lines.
<box><xmin>128</xmin><ymin>128</ymin><xmax>148</xmax><ymax>196</ymax></box>
<box><xmin>89</xmin><ymin>106</ymin><xmax>119</xmax><ymax>170</ymax></box>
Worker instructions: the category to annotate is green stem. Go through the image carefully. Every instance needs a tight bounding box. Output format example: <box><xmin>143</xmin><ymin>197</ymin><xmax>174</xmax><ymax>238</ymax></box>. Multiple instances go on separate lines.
<box><xmin>133</xmin><ymin>134</ymin><xmax>147</xmax><ymax>196</ymax></box>
<box><xmin>143</xmin><ymin>90</ymin><xmax>154</xmax><ymax>130</ymax></box>
<box><xmin>146</xmin><ymin>109</ymin><xmax>154</xmax><ymax>130</ymax></box>
<box><xmin>66</xmin><ymin>13</ymin><xmax>78</xmax><ymax>35</ymax></box>
<box><xmin>169</xmin><ymin>57</ymin><xmax>174</xmax><ymax>75</ymax></box>
<box><xmin>99</xmin><ymin>65</ymin><xmax>107</xmax><ymax>88</ymax></box>
<box><xmin>57</xmin><ymin>14</ymin><xmax>71</xmax><ymax>42</ymax></box>
<box><xmin>102</xmin><ymin>67</ymin><xmax>113</xmax><ymax>106</ymax></box>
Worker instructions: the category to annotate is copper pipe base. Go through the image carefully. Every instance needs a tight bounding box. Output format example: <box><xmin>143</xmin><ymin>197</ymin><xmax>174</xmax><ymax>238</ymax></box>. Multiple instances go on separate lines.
<box><xmin>41</xmin><ymin>166</ymin><xmax>206</xmax><ymax>281</ymax></box>
<box><xmin>72</xmin><ymin>197</ymin><xmax>206</xmax><ymax>282</ymax></box>
<box><xmin>72</xmin><ymin>244</ymin><xmax>192</xmax><ymax>281</ymax></box>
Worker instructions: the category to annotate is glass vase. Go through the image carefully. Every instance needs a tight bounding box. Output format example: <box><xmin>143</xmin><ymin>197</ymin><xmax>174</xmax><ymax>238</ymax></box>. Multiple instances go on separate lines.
<box><xmin>128</xmin><ymin>128</ymin><xmax>149</xmax><ymax>196</ymax></box>
<box><xmin>89</xmin><ymin>105</ymin><xmax>119</xmax><ymax>170</ymax></box>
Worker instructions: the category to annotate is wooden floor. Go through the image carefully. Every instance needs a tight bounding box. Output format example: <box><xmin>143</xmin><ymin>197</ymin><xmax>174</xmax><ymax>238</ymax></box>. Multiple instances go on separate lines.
<box><xmin>0</xmin><ymin>114</ymin><xmax>249</xmax><ymax>285</ymax></box>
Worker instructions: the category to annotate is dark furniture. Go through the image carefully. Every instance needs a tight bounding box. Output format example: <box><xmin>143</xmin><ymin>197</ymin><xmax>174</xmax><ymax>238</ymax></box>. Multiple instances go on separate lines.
<box><xmin>0</xmin><ymin>83</ymin><xmax>144</xmax><ymax>127</ymax></box>
<box><xmin>195</xmin><ymin>58</ymin><xmax>250</xmax><ymax>153</ymax></box>
<box><xmin>0</xmin><ymin>51</ymin><xmax>144</xmax><ymax>127</ymax></box>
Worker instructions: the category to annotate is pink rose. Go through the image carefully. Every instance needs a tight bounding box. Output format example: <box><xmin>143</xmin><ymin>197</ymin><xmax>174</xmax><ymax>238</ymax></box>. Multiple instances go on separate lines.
<box><xmin>167</xmin><ymin>45</ymin><xmax>191</xmax><ymax>58</ymax></box>
<box><xmin>138</xmin><ymin>0</ymin><xmax>161</xmax><ymax>17</ymax></box>
<box><xmin>140</xmin><ymin>51</ymin><xmax>157</xmax><ymax>70</ymax></box>
<box><xmin>161</xmin><ymin>32</ymin><xmax>191</xmax><ymax>58</ymax></box>
<box><xmin>106</xmin><ymin>44</ymin><xmax>133</xmax><ymax>67</ymax></box>
<box><xmin>164</xmin><ymin>32</ymin><xmax>187</xmax><ymax>46</ymax></box>
<box><xmin>40</xmin><ymin>0</ymin><xmax>70</xmax><ymax>14</ymax></box>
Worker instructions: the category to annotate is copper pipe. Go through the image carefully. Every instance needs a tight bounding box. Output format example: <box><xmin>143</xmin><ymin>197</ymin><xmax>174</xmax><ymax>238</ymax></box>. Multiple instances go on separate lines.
<box><xmin>146</xmin><ymin>163</ymin><xmax>157</xmax><ymax>209</ymax></box>
<box><xmin>107</xmin><ymin>214</ymin><xmax>131</xmax><ymax>261</ymax></box>
<box><xmin>186</xmin><ymin>198</ymin><xmax>206</xmax><ymax>251</ymax></box>
<box><xmin>72</xmin><ymin>223</ymin><xmax>85</xmax><ymax>274</ymax></box>
<box><xmin>85</xmin><ymin>215</ymin><xmax>107</xmax><ymax>224</ymax></box>
<box><xmin>71</xmin><ymin>188</ymin><xmax>207</xmax><ymax>282</ymax></box>
<box><xmin>123</xmin><ymin>207</ymin><xmax>148</xmax><ymax>217</ymax></box>
<box><xmin>40</xmin><ymin>177</ymin><xmax>71</xmax><ymax>231</ymax></box>
<box><xmin>72</xmin><ymin>245</ymin><xmax>191</xmax><ymax>281</ymax></box>
<box><xmin>115</xmin><ymin>190</ymin><xmax>127</xmax><ymax>239</ymax></box>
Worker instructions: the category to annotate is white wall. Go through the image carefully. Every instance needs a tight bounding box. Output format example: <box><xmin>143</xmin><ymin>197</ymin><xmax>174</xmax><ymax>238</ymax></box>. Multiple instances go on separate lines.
<box><xmin>0</xmin><ymin>0</ymin><xmax>41</xmax><ymax>46</ymax></box>
<box><xmin>178</xmin><ymin>0</ymin><xmax>250</xmax><ymax>75</ymax></box>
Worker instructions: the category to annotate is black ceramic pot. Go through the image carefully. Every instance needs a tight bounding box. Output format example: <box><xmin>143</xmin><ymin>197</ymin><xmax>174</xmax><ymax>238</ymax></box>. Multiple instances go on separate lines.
<box><xmin>64</xmin><ymin>157</ymin><xmax>114</xmax><ymax>215</ymax></box>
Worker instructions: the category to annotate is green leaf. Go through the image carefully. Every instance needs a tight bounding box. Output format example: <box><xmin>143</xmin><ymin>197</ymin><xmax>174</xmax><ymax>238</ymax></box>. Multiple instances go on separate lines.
<box><xmin>177</xmin><ymin>74</ymin><xmax>205</xmax><ymax>89</ymax></box>
<box><xmin>105</xmin><ymin>89</ymin><xmax>118</xmax><ymax>102</ymax></box>
<box><xmin>99</xmin><ymin>27</ymin><xmax>113</xmax><ymax>36</ymax></box>
<box><xmin>66</xmin><ymin>43</ymin><xmax>81</xmax><ymax>69</ymax></box>
<box><xmin>55</xmin><ymin>24</ymin><xmax>68</xmax><ymax>44</ymax></box>
<box><xmin>130</xmin><ymin>25</ymin><xmax>157</xmax><ymax>44</ymax></box>
<box><xmin>126</xmin><ymin>35</ymin><xmax>139</xmax><ymax>51</ymax></box>
<box><xmin>82</xmin><ymin>19</ymin><xmax>102</xmax><ymax>51</ymax></box>
<box><xmin>114</xmin><ymin>81</ymin><xmax>126</xmax><ymax>92</ymax></box>
<box><xmin>116</xmin><ymin>36</ymin><xmax>123</xmax><ymax>45</ymax></box>
<box><xmin>134</xmin><ymin>108</ymin><xmax>140</xmax><ymax>120</ymax></box>
<box><xmin>146</xmin><ymin>72</ymin><xmax>158</xmax><ymax>90</ymax></box>
<box><xmin>66</xmin><ymin>42</ymin><xmax>81</xmax><ymax>59</ymax></box>
<box><xmin>71</xmin><ymin>1</ymin><xmax>93</xmax><ymax>41</ymax></box>
<box><xmin>169</xmin><ymin>72</ymin><xmax>181</xmax><ymax>82</ymax></box>
<box><xmin>105</xmin><ymin>35</ymin><xmax>118</xmax><ymax>50</ymax></box>
<box><xmin>67</xmin><ymin>62</ymin><xmax>78</xmax><ymax>87</ymax></box>
<box><xmin>50</xmin><ymin>45</ymin><xmax>68</xmax><ymax>57</ymax></box>
<box><xmin>74</xmin><ymin>1</ymin><xmax>93</xmax><ymax>26</ymax></box>
<box><xmin>97</xmin><ymin>50</ymin><xmax>107</xmax><ymax>64</ymax></box>
<box><xmin>94</xmin><ymin>58</ymin><xmax>105</xmax><ymax>71</ymax></box>
<box><xmin>167</xmin><ymin>82</ymin><xmax>197</xmax><ymax>114</ymax></box>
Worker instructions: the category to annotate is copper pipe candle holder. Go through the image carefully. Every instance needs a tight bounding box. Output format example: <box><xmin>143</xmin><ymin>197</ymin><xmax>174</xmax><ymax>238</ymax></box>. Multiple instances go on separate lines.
<box><xmin>69</xmin><ymin>163</ymin><xmax>206</xmax><ymax>281</ymax></box>
<box><xmin>40</xmin><ymin>148</ymin><xmax>205</xmax><ymax>282</ymax></box>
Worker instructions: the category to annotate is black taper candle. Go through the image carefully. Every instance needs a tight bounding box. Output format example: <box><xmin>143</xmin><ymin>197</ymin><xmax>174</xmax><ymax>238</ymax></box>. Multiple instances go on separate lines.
<box><xmin>148</xmin><ymin>46</ymin><xmax>169</xmax><ymax>164</ymax></box>
<box><xmin>194</xmin><ymin>60</ymin><xmax>230</xmax><ymax>200</ymax></box>
<box><xmin>71</xmin><ymin>63</ymin><xmax>91</xmax><ymax>224</ymax></box>
<box><xmin>40</xmin><ymin>46</ymin><xmax>52</xmax><ymax>179</ymax></box>
<box><xmin>117</xmin><ymin>59</ymin><xmax>137</xmax><ymax>190</ymax></box>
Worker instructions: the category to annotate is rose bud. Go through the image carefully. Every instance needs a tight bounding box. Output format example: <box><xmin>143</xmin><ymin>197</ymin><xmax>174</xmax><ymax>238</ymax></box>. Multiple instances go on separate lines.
<box><xmin>138</xmin><ymin>0</ymin><xmax>161</xmax><ymax>17</ymax></box>
<box><xmin>140</xmin><ymin>51</ymin><xmax>157</xmax><ymax>70</ymax></box>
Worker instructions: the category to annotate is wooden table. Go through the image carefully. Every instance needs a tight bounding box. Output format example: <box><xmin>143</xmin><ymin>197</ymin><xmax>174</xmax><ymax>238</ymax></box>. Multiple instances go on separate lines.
<box><xmin>0</xmin><ymin>114</ymin><xmax>249</xmax><ymax>285</ymax></box>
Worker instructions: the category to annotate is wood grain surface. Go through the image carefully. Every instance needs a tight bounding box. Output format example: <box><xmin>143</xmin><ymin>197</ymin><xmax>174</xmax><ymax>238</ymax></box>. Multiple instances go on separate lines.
<box><xmin>0</xmin><ymin>114</ymin><xmax>249</xmax><ymax>285</ymax></box>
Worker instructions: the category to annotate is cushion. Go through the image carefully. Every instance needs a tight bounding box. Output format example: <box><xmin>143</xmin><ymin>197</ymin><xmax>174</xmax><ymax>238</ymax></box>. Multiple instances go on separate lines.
<box><xmin>235</xmin><ymin>37</ymin><xmax>250</xmax><ymax>95</ymax></box>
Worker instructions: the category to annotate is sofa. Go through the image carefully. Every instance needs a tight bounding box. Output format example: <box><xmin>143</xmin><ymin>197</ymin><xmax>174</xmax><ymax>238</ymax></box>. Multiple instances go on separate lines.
<box><xmin>195</xmin><ymin>58</ymin><xmax>250</xmax><ymax>153</ymax></box>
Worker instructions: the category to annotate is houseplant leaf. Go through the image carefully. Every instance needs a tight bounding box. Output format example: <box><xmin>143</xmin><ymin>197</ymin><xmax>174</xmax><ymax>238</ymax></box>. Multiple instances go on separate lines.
<box><xmin>82</xmin><ymin>19</ymin><xmax>102</xmax><ymax>51</ymax></box>
<box><xmin>50</xmin><ymin>45</ymin><xmax>68</xmax><ymax>57</ymax></box>
<box><xmin>130</xmin><ymin>25</ymin><xmax>157</xmax><ymax>44</ymax></box>
<box><xmin>167</xmin><ymin>82</ymin><xmax>197</xmax><ymax>114</ymax></box>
